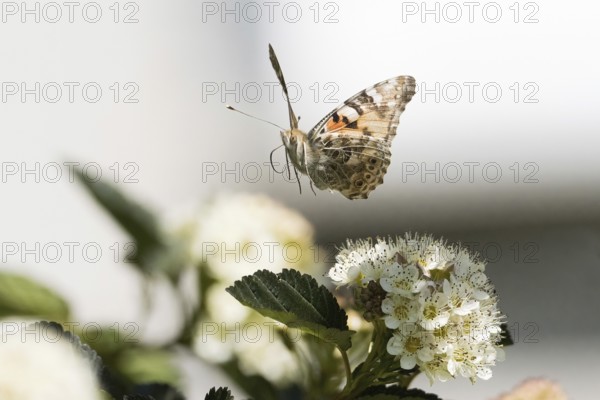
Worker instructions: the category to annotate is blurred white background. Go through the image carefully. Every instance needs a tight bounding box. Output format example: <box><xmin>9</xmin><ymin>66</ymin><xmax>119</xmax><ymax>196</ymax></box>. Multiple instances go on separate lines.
<box><xmin>1</xmin><ymin>0</ymin><xmax>599</xmax><ymax>398</ymax></box>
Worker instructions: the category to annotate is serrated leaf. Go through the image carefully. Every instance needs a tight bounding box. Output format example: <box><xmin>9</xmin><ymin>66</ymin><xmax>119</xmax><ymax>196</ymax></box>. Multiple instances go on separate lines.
<box><xmin>500</xmin><ymin>323</ymin><xmax>514</xmax><ymax>346</ymax></box>
<box><xmin>33</xmin><ymin>321</ymin><xmax>104</xmax><ymax>374</ymax></box>
<box><xmin>0</xmin><ymin>273</ymin><xmax>69</xmax><ymax>320</ymax></box>
<box><xmin>226</xmin><ymin>269</ymin><xmax>353</xmax><ymax>350</ymax></box>
<box><xmin>204</xmin><ymin>387</ymin><xmax>234</xmax><ymax>400</ymax></box>
<box><xmin>75</xmin><ymin>169</ymin><xmax>184</xmax><ymax>277</ymax></box>
<box><xmin>30</xmin><ymin>322</ymin><xmax>125</xmax><ymax>398</ymax></box>
<box><xmin>47</xmin><ymin>322</ymin><xmax>104</xmax><ymax>372</ymax></box>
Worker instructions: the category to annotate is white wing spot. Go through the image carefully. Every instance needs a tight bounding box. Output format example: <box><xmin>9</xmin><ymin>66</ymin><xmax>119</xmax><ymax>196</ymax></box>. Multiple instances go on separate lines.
<box><xmin>343</xmin><ymin>108</ymin><xmax>360</xmax><ymax>120</ymax></box>
<box><xmin>366</xmin><ymin>89</ymin><xmax>383</xmax><ymax>103</ymax></box>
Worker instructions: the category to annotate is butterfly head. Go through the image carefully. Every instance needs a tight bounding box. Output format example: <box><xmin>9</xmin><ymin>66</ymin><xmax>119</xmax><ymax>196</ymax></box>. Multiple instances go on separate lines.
<box><xmin>281</xmin><ymin>128</ymin><xmax>310</xmax><ymax>170</ymax></box>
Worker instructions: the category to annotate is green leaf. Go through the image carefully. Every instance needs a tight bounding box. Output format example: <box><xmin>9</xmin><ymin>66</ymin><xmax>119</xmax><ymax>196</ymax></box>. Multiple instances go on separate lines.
<box><xmin>115</xmin><ymin>348</ymin><xmax>179</xmax><ymax>388</ymax></box>
<box><xmin>0</xmin><ymin>272</ymin><xmax>69</xmax><ymax>320</ymax></box>
<box><xmin>219</xmin><ymin>360</ymin><xmax>279</xmax><ymax>400</ymax></box>
<box><xmin>204</xmin><ymin>387</ymin><xmax>234</xmax><ymax>400</ymax></box>
<box><xmin>75</xmin><ymin>169</ymin><xmax>184</xmax><ymax>278</ymax></box>
<box><xmin>33</xmin><ymin>321</ymin><xmax>104</xmax><ymax>374</ymax></box>
<box><xmin>226</xmin><ymin>269</ymin><xmax>353</xmax><ymax>350</ymax></box>
<box><xmin>125</xmin><ymin>383</ymin><xmax>186</xmax><ymax>400</ymax></box>
<box><xmin>500</xmin><ymin>323</ymin><xmax>514</xmax><ymax>346</ymax></box>
<box><xmin>29</xmin><ymin>322</ymin><xmax>124</xmax><ymax>398</ymax></box>
<box><xmin>64</xmin><ymin>322</ymin><xmax>104</xmax><ymax>371</ymax></box>
<box><xmin>221</xmin><ymin>363</ymin><xmax>304</xmax><ymax>400</ymax></box>
<box><xmin>357</xmin><ymin>386</ymin><xmax>442</xmax><ymax>400</ymax></box>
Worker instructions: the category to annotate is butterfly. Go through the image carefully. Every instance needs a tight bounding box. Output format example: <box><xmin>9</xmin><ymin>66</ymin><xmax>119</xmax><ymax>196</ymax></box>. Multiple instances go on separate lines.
<box><xmin>233</xmin><ymin>44</ymin><xmax>416</xmax><ymax>200</ymax></box>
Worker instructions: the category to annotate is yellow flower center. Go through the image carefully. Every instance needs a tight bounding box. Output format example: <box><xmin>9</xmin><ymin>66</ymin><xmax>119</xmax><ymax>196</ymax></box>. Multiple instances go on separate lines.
<box><xmin>405</xmin><ymin>336</ymin><xmax>421</xmax><ymax>353</ymax></box>
<box><xmin>395</xmin><ymin>304</ymin><xmax>409</xmax><ymax>319</ymax></box>
<box><xmin>423</xmin><ymin>304</ymin><xmax>438</xmax><ymax>320</ymax></box>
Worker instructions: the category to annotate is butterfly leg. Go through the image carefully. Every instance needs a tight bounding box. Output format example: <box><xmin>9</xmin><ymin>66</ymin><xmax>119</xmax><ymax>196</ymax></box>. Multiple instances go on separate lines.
<box><xmin>284</xmin><ymin>151</ymin><xmax>292</xmax><ymax>181</ymax></box>
<box><xmin>292</xmin><ymin>165</ymin><xmax>302</xmax><ymax>195</ymax></box>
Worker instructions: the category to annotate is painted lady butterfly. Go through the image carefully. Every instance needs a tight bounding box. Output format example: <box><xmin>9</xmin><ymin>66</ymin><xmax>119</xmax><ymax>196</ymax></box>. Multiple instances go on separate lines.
<box><xmin>237</xmin><ymin>45</ymin><xmax>416</xmax><ymax>200</ymax></box>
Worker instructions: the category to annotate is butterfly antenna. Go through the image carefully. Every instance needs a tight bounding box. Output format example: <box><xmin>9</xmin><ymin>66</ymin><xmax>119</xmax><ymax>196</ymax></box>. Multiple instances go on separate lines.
<box><xmin>268</xmin><ymin>44</ymin><xmax>299</xmax><ymax>130</ymax></box>
<box><xmin>269</xmin><ymin>144</ymin><xmax>285</xmax><ymax>174</ymax></box>
<box><xmin>225</xmin><ymin>105</ymin><xmax>286</xmax><ymax>131</ymax></box>
<box><xmin>309</xmin><ymin>180</ymin><xmax>317</xmax><ymax>196</ymax></box>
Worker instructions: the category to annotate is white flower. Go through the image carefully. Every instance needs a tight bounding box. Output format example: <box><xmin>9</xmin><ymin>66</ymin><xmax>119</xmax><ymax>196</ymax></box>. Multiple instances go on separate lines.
<box><xmin>420</xmin><ymin>243</ymin><xmax>455</xmax><ymax>274</ymax></box>
<box><xmin>381</xmin><ymin>294</ymin><xmax>420</xmax><ymax>329</ymax></box>
<box><xmin>420</xmin><ymin>357</ymin><xmax>453</xmax><ymax>384</ymax></box>
<box><xmin>331</xmin><ymin>236</ymin><xmax>446</xmax><ymax>287</ymax></box>
<box><xmin>327</xmin><ymin>233</ymin><xmax>506</xmax><ymax>384</ymax></box>
<box><xmin>380</xmin><ymin>263</ymin><xmax>427</xmax><ymax>297</ymax></box>
<box><xmin>443</xmin><ymin>279</ymin><xmax>480</xmax><ymax>316</ymax></box>
<box><xmin>419</xmin><ymin>291</ymin><xmax>450</xmax><ymax>330</ymax></box>
<box><xmin>387</xmin><ymin>330</ymin><xmax>435</xmax><ymax>370</ymax></box>
<box><xmin>178</xmin><ymin>192</ymin><xmax>317</xmax><ymax>282</ymax></box>
<box><xmin>193</xmin><ymin>316</ymin><xmax>301</xmax><ymax>386</ymax></box>
<box><xmin>184</xmin><ymin>192</ymin><xmax>321</xmax><ymax>386</ymax></box>
<box><xmin>445</xmin><ymin>340</ymin><xmax>482</xmax><ymax>379</ymax></box>
<box><xmin>328</xmin><ymin>247</ymin><xmax>365</xmax><ymax>286</ymax></box>
<box><xmin>0</xmin><ymin>324</ymin><xmax>101</xmax><ymax>400</ymax></box>
<box><xmin>236</xmin><ymin>328</ymin><xmax>300</xmax><ymax>386</ymax></box>
<box><xmin>329</xmin><ymin>238</ymin><xmax>396</xmax><ymax>285</ymax></box>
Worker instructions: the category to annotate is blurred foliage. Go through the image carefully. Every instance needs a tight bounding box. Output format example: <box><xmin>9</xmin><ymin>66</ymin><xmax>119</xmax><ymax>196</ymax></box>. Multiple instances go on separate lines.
<box><xmin>75</xmin><ymin>168</ymin><xmax>188</xmax><ymax>280</ymax></box>
<box><xmin>114</xmin><ymin>347</ymin><xmax>180</xmax><ymax>387</ymax></box>
<box><xmin>0</xmin><ymin>272</ymin><xmax>69</xmax><ymax>321</ymax></box>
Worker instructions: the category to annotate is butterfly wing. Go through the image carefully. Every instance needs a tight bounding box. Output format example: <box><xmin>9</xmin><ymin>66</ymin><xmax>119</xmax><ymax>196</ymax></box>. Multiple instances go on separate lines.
<box><xmin>269</xmin><ymin>44</ymin><xmax>298</xmax><ymax>130</ymax></box>
<box><xmin>306</xmin><ymin>76</ymin><xmax>416</xmax><ymax>199</ymax></box>
<box><xmin>309</xmin><ymin>133</ymin><xmax>393</xmax><ymax>199</ymax></box>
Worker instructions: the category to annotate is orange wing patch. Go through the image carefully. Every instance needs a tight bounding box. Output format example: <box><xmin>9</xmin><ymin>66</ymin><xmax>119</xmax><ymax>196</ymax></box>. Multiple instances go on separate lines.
<box><xmin>325</xmin><ymin>111</ymin><xmax>359</xmax><ymax>132</ymax></box>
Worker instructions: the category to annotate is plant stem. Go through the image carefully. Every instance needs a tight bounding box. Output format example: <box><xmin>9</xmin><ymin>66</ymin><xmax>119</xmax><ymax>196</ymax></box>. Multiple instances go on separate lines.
<box><xmin>340</xmin><ymin>348</ymin><xmax>352</xmax><ymax>389</ymax></box>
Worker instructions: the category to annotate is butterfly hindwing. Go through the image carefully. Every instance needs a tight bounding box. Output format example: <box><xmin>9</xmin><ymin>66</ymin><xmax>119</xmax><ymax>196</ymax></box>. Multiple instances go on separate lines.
<box><xmin>308</xmin><ymin>133</ymin><xmax>392</xmax><ymax>199</ymax></box>
<box><xmin>305</xmin><ymin>76</ymin><xmax>415</xmax><ymax>199</ymax></box>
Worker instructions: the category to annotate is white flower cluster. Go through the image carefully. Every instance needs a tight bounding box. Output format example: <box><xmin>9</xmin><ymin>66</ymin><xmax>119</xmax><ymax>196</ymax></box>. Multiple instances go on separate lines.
<box><xmin>328</xmin><ymin>234</ymin><xmax>505</xmax><ymax>384</ymax></box>
<box><xmin>0</xmin><ymin>323</ymin><xmax>101</xmax><ymax>400</ymax></box>
<box><xmin>172</xmin><ymin>192</ymin><xmax>317</xmax><ymax>282</ymax></box>
<box><xmin>171</xmin><ymin>192</ymin><xmax>323</xmax><ymax>386</ymax></box>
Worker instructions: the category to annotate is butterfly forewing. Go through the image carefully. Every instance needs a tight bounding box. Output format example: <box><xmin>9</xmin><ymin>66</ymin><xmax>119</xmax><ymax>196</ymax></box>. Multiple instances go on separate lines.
<box><xmin>308</xmin><ymin>76</ymin><xmax>416</xmax><ymax>141</ymax></box>
<box><xmin>306</xmin><ymin>76</ymin><xmax>416</xmax><ymax>199</ymax></box>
